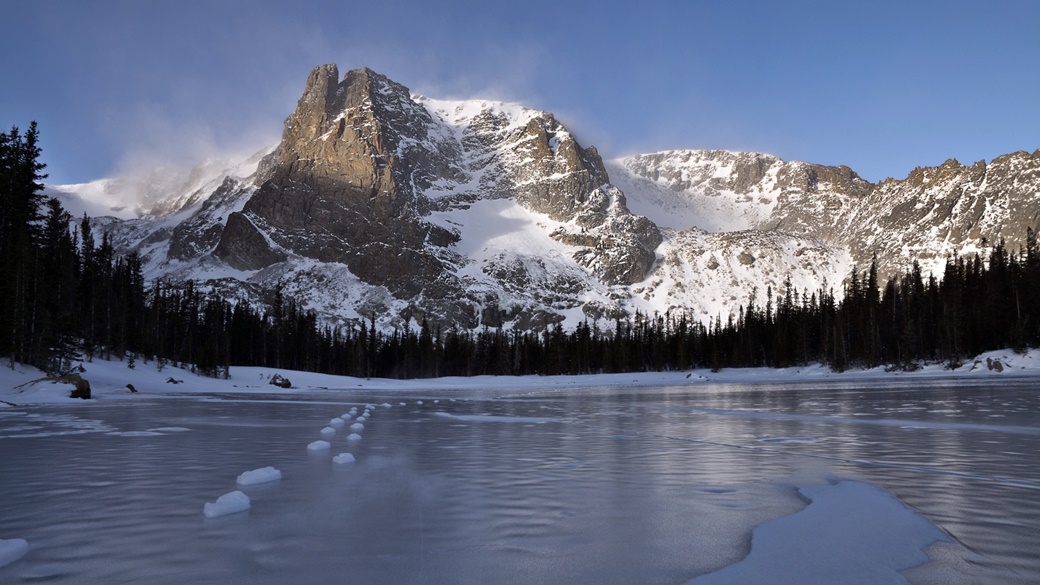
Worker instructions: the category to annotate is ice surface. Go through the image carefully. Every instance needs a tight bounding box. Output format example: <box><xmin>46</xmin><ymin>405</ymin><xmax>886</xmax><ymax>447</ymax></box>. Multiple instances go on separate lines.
<box><xmin>333</xmin><ymin>453</ymin><xmax>356</xmax><ymax>464</ymax></box>
<box><xmin>346</xmin><ymin>433</ymin><xmax>362</xmax><ymax>441</ymax></box>
<box><xmin>236</xmin><ymin>467</ymin><xmax>282</xmax><ymax>486</ymax></box>
<box><xmin>433</xmin><ymin>411</ymin><xmax>558</xmax><ymax>423</ymax></box>
<box><xmin>0</xmin><ymin>538</ymin><xmax>28</xmax><ymax>568</ymax></box>
<box><xmin>202</xmin><ymin>490</ymin><xmax>251</xmax><ymax>519</ymax></box>
<box><xmin>320</xmin><ymin>426</ymin><xmax>336</xmax><ymax>436</ymax></box>
<box><xmin>350</xmin><ymin>422</ymin><xmax>365</xmax><ymax>431</ymax></box>
<box><xmin>307</xmin><ymin>440</ymin><xmax>331</xmax><ymax>451</ymax></box>
<box><xmin>687</xmin><ymin>480</ymin><xmax>949</xmax><ymax>584</ymax></box>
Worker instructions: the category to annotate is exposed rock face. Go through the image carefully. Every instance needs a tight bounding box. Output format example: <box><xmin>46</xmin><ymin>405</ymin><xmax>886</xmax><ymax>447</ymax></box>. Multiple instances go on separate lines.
<box><xmin>216</xmin><ymin>65</ymin><xmax>463</xmax><ymax>299</ymax></box>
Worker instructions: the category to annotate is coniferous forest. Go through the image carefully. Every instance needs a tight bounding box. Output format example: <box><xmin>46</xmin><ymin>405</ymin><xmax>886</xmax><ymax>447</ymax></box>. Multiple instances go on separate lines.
<box><xmin>3</xmin><ymin>123</ymin><xmax>1040</xmax><ymax>380</ymax></box>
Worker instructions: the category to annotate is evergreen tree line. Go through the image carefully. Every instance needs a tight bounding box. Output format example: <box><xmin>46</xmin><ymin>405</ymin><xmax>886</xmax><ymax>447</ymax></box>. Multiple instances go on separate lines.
<box><xmin>4</xmin><ymin>122</ymin><xmax>1040</xmax><ymax>379</ymax></box>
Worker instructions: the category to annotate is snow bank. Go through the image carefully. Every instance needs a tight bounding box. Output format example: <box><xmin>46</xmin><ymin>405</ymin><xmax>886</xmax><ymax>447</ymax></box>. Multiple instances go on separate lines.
<box><xmin>2</xmin><ymin>348</ymin><xmax>1039</xmax><ymax>407</ymax></box>
<box><xmin>307</xmin><ymin>440</ymin><xmax>331</xmax><ymax>451</ymax></box>
<box><xmin>203</xmin><ymin>490</ymin><xmax>250</xmax><ymax>519</ymax></box>
<box><xmin>687</xmin><ymin>480</ymin><xmax>948</xmax><ymax>584</ymax></box>
<box><xmin>236</xmin><ymin>467</ymin><xmax>282</xmax><ymax>486</ymax></box>
<box><xmin>0</xmin><ymin>538</ymin><xmax>28</xmax><ymax>568</ymax></box>
<box><xmin>333</xmin><ymin>453</ymin><xmax>356</xmax><ymax>464</ymax></box>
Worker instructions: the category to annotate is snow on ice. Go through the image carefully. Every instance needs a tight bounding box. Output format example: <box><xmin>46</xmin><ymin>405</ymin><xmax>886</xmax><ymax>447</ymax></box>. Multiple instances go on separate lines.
<box><xmin>203</xmin><ymin>490</ymin><xmax>251</xmax><ymax>519</ymax></box>
<box><xmin>0</xmin><ymin>538</ymin><xmax>28</xmax><ymax>568</ymax></box>
<box><xmin>687</xmin><ymin>480</ymin><xmax>949</xmax><ymax>585</ymax></box>
<box><xmin>236</xmin><ymin>467</ymin><xmax>282</xmax><ymax>486</ymax></box>
<box><xmin>307</xmin><ymin>440</ymin><xmax>331</xmax><ymax>451</ymax></box>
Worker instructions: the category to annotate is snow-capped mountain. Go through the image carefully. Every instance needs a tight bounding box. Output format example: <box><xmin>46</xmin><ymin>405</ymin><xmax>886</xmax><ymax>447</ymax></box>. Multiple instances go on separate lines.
<box><xmin>54</xmin><ymin>65</ymin><xmax>1040</xmax><ymax>331</ymax></box>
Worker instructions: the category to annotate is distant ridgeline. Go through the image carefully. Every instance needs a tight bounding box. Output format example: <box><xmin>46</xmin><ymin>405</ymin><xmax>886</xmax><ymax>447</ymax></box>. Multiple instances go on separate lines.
<box><xmin>4</xmin><ymin>123</ymin><xmax>1040</xmax><ymax>377</ymax></box>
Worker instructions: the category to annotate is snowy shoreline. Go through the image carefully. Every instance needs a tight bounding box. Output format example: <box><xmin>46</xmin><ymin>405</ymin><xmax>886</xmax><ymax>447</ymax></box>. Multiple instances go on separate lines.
<box><xmin>2</xmin><ymin>348</ymin><xmax>1038</xmax><ymax>406</ymax></box>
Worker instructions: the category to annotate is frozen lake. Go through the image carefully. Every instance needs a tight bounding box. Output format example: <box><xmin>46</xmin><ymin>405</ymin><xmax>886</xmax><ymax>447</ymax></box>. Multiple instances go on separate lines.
<box><xmin>1</xmin><ymin>379</ymin><xmax>1038</xmax><ymax>584</ymax></box>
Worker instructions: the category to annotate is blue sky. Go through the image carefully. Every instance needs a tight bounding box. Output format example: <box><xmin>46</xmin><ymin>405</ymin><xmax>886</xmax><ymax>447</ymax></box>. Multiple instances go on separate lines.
<box><xmin>3</xmin><ymin>0</ymin><xmax>1039</xmax><ymax>185</ymax></box>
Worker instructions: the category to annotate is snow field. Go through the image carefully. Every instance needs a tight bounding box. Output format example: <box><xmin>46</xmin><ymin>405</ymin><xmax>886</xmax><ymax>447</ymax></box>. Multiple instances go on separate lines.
<box><xmin>0</xmin><ymin>539</ymin><xmax>29</xmax><ymax>568</ymax></box>
<box><xmin>203</xmin><ymin>490</ymin><xmax>251</xmax><ymax>519</ymax></box>
<box><xmin>236</xmin><ymin>467</ymin><xmax>282</xmax><ymax>486</ymax></box>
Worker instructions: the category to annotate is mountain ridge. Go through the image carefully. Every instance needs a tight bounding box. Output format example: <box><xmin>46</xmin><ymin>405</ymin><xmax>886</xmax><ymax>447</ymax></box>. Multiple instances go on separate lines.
<box><xmin>53</xmin><ymin>64</ymin><xmax>1040</xmax><ymax>331</ymax></box>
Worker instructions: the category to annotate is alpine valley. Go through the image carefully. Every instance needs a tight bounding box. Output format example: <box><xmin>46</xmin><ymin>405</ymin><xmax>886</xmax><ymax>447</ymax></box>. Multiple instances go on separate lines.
<box><xmin>49</xmin><ymin>65</ymin><xmax>1040</xmax><ymax>332</ymax></box>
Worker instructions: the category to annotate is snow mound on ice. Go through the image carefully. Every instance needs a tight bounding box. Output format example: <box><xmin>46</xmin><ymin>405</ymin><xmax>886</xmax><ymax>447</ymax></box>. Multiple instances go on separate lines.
<box><xmin>350</xmin><ymin>422</ymin><xmax>364</xmax><ymax>432</ymax></box>
<box><xmin>346</xmin><ymin>433</ymin><xmax>362</xmax><ymax>441</ymax></box>
<box><xmin>333</xmin><ymin>453</ymin><xmax>356</xmax><ymax>464</ymax></box>
<box><xmin>0</xmin><ymin>538</ymin><xmax>28</xmax><ymax>568</ymax></box>
<box><xmin>236</xmin><ymin>467</ymin><xmax>282</xmax><ymax>486</ymax></box>
<box><xmin>203</xmin><ymin>490</ymin><xmax>250</xmax><ymax>519</ymax></box>
<box><xmin>328</xmin><ymin>417</ymin><xmax>345</xmax><ymax>427</ymax></box>
<box><xmin>320</xmin><ymin>426</ymin><xmax>336</xmax><ymax>436</ymax></box>
<box><xmin>307</xmin><ymin>440</ymin><xmax>331</xmax><ymax>451</ymax></box>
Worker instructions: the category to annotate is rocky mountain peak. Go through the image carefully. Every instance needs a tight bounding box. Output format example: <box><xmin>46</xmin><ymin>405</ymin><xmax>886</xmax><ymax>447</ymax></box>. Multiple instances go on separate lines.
<box><xmin>82</xmin><ymin>64</ymin><xmax>1039</xmax><ymax>333</ymax></box>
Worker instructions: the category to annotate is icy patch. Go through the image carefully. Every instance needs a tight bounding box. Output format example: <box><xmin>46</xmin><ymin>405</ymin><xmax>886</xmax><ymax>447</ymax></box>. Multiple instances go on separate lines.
<box><xmin>432</xmin><ymin>412</ymin><xmax>558</xmax><ymax>423</ymax></box>
<box><xmin>148</xmin><ymin>427</ymin><xmax>191</xmax><ymax>433</ymax></box>
<box><xmin>203</xmin><ymin>490</ymin><xmax>250</xmax><ymax>519</ymax></box>
<box><xmin>687</xmin><ymin>480</ymin><xmax>949</xmax><ymax>584</ymax></box>
<box><xmin>106</xmin><ymin>431</ymin><xmax>163</xmax><ymax>437</ymax></box>
<box><xmin>307</xmin><ymin>440</ymin><xmax>331</xmax><ymax>451</ymax></box>
<box><xmin>333</xmin><ymin>453</ymin><xmax>356</xmax><ymax>464</ymax></box>
<box><xmin>350</xmin><ymin>422</ymin><xmax>365</xmax><ymax>432</ymax></box>
<box><xmin>0</xmin><ymin>538</ymin><xmax>28</xmax><ymax>568</ymax></box>
<box><xmin>346</xmin><ymin>433</ymin><xmax>362</xmax><ymax>441</ymax></box>
<box><xmin>759</xmin><ymin>437</ymin><xmax>817</xmax><ymax>444</ymax></box>
<box><xmin>320</xmin><ymin>426</ymin><xmax>336</xmax><ymax>436</ymax></box>
<box><xmin>236</xmin><ymin>466</ymin><xmax>282</xmax><ymax>486</ymax></box>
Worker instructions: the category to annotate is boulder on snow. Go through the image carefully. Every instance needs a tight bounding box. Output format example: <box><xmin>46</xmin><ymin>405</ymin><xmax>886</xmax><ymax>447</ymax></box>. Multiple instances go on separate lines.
<box><xmin>269</xmin><ymin>374</ymin><xmax>292</xmax><ymax>388</ymax></box>
<box><xmin>59</xmin><ymin>374</ymin><xmax>91</xmax><ymax>399</ymax></box>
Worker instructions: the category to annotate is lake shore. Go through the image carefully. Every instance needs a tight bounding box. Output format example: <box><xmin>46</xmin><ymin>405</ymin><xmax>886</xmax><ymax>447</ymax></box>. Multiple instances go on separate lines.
<box><xmin>2</xmin><ymin>348</ymin><xmax>1038</xmax><ymax>406</ymax></box>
